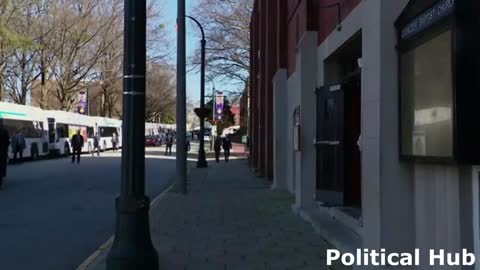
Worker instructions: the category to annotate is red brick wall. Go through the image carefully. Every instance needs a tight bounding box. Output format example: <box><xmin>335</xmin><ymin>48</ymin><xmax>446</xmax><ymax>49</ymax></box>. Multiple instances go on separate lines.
<box><xmin>317</xmin><ymin>0</ymin><xmax>361</xmax><ymax>44</ymax></box>
<box><xmin>249</xmin><ymin>0</ymin><xmax>361</xmax><ymax>176</ymax></box>
<box><xmin>250</xmin><ymin>0</ymin><xmax>288</xmax><ymax>178</ymax></box>
<box><xmin>286</xmin><ymin>0</ymin><xmax>317</xmax><ymax>76</ymax></box>
<box><xmin>249</xmin><ymin>1</ymin><xmax>258</xmax><ymax>168</ymax></box>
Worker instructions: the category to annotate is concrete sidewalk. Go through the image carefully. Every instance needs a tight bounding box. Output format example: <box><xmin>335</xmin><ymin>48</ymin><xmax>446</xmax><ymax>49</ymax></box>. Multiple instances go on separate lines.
<box><xmin>81</xmin><ymin>159</ymin><xmax>348</xmax><ymax>270</ymax></box>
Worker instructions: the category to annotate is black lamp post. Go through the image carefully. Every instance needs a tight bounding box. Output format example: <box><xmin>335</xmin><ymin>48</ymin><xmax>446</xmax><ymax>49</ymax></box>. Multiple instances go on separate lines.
<box><xmin>106</xmin><ymin>0</ymin><xmax>158</xmax><ymax>269</ymax></box>
<box><xmin>188</xmin><ymin>15</ymin><xmax>208</xmax><ymax>168</ymax></box>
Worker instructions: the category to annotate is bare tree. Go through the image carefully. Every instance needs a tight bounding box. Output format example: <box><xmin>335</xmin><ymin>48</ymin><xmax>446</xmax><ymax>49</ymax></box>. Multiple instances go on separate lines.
<box><xmin>0</xmin><ymin>0</ymin><xmax>34</xmax><ymax>101</ymax></box>
<box><xmin>3</xmin><ymin>1</ymin><xmax>47</xmax><ymax>104</ymax></box>
<box><xmin>145</xmin><ymin>63</ymin><xmax>176</xmax><ymax>122</ymax></box>
<box><xmin>92</xmin><ymin>0</ymin><xmax>170</xmax><ymax>117</ymax></box>
<box><xmin>44</xmin><ymin>0</ymin><xmax>120</xmax><ymax>110</ymax></box>
<box><xmin>1</xmin><ymin>0</ymin><xmax>172</xmax><ymax>113</ymax></box>
<box><xmin>93</xmin><ymin>0</ymin><xmax>123</xmax><ymax>117</ymax></box>
<box><xmin>191</xmin><ymin>0</ymin><xmax>252</xmax><ymax>91</ymax></box>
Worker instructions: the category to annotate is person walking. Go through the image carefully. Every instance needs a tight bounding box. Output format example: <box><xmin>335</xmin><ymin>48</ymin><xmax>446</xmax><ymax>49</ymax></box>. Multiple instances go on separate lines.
<box><xmin>12</xmin><ymin>130</ymin><xmax>26</xmax><ymax>164</ymax></box>
<box><xmin>186</xmin><ymin>138</ymin><xmax>191</xmax><ymax>153</ymax></box>
<box><xmin>222</xmin><ymin>135</ymin><xmax>232</xmax><ymax>162</ymax></box>
<box><xmin>71</xmin><ymin>130</ymin><xmax>84</xmax><ymax>164</ymax></box>
<box><xmin>111</xmin><ymin>132</ymin><xmax>118</xmax><ymax>152</ymax></box>
<box><xmin>165</xmin><ymin>134</ymin><xmax>173</xmax><ymax>156</ymax></box>
<box><xmin>0</xmin><ymin>120</ymin><xmax>10</xmax><ymax>190</ymax></box>
<box><xmin>214</xmin><ymin>137</ymin><xmax>222</xmax><ymax>163</ymax></box>
<box><xmin>92</xmin><ymin>132</ymin><xmax>100</xmax><ymax>157</ymax></box>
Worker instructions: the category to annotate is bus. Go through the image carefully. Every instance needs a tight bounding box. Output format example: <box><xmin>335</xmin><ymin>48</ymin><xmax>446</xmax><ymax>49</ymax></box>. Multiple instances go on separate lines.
<box><xmin>92</xmin><ymin>116</ymin><xmax>122</xmax><ymax>151</ymax></box>
<box><xmin>111</xmin><ymin>118</ymin><xmax>122</xmax><ymax>149</ymax></box>
<box><xmin>145</xmin><ymin>122</ymin><xmax>163</xmax><ymax>136</ymax></box>
<box><xmin>45</xmin><ymin>110</ymin><xmax>96</xmax><ymax>156</ymax></box>
<box><xmin>0</xmin><ymin>102</ymin><xmax>49</xmax><ymax>160</ymax></box>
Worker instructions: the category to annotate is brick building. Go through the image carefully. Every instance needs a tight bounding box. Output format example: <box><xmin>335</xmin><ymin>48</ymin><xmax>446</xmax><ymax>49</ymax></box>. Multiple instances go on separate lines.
<box><xmin>250</xmin><ymin>0</ymin><xmax>480</xmax><ymax>266</ymax></box>
<box><xmin>229</xmin><ymin>96</ymin><xmax>241</xmax><ymax>126</ymax></box>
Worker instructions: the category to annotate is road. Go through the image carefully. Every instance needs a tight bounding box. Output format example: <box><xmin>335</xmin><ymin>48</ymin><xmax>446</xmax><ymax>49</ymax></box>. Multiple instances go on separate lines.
<box><xmin>0</xmin><ymin>148</ymin><xmax>181</xmax><ymax>270</ymax></box>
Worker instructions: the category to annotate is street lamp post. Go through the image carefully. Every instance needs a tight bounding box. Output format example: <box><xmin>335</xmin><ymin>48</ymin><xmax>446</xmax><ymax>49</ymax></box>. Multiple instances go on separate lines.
<box><xmin>176</xmin><ymin>0</ymin><xmax>187</xmax><ymax>194</ymax></box>
<box><xmin>187</xmin><ymin>15</ymin><xmax>208</xmax><ymax>168</ymax></box>
<box><xmin>205</xmin><ymin>78</ymin><xmax>216</xmax><ymax>151</ymax></box>
<box><xmin>106</xmin><ymin>0</ymin><xmax>158</xmax><ymax>269</ymax></box>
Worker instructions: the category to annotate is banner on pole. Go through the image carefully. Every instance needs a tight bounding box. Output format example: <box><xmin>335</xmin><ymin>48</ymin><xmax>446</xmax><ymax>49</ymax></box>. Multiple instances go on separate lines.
<box><xmin>214</xmin><ymin>92</ymin><xmax>224</xmax><ymax>121</ymax></box>
<box><xmin>77</xmin><ymin>91</ymin><xmax>88</xmax><ymax>115</ymax></box>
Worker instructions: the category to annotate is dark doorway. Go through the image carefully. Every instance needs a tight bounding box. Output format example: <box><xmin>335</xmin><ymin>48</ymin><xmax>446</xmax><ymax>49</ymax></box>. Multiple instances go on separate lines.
<box><xmin>315</xmin><ymin>84</ymin><xmax>344</xmax><ymax>205</ymax></box>
<box><xmin>342</xmin><ymin>74</ymin><xmax>361</xmax><ymax>207</ymax></box>
<box><xmin>315</xmin><ymin>33</ymin><xmax>362</xmax><ymax>208</ymax></box>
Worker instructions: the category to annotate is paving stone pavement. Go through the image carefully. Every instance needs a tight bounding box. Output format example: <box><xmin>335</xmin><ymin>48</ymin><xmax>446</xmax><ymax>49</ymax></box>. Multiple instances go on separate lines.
<box><xmin>83</xmin><ymin>159</ymin><xmax>350</xmax><ymax>270</ymax></box>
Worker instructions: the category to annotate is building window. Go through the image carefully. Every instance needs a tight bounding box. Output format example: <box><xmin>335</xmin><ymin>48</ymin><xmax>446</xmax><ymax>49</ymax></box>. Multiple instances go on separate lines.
<box><xmin>400</xmin><ymin>30</ymin><xmax>453</xmax><ymax>158</ymax></box>
<box><xmin>398</xmin><ymin>0</ymin><xmax>480</xmax><ymax>163</ymax></box>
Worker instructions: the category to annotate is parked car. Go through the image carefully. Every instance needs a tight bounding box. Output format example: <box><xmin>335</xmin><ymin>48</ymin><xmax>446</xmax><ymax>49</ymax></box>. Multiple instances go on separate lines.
<box><xmin>145</xmin><ymin>135</ymin><xmax>160</xmax><ymax>147</ymax></box>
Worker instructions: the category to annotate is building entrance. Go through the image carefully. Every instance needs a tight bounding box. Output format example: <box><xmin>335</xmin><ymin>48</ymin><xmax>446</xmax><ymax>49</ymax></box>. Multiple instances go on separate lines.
<box><xmin>315</xmin><ymin>34</ymin><xmax>362</xmax><ymax>208</ymax></box>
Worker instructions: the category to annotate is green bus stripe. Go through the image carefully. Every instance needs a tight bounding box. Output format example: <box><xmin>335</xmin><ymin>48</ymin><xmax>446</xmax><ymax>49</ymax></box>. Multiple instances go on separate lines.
<box><xmin>0</xmin><ymin>111</ymin><xmax>28</xmax><ymax>117</ymax></box>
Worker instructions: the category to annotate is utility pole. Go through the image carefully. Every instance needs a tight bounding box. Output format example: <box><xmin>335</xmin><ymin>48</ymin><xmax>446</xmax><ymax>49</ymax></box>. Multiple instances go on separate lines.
<box><xmin>187</xmin><ymin>16</ymin><xmax>208</xmax><ymax>168</ymax></box>
<box><xmin>210</xmin><ymin>81</ymin><xmax>216</xmax><ymax>151</ymax></box>
<box><xmin>176</xmin><ymin>0</ymin><xmax>187</xmax><ymax>194</ymax></box>
<box><xmin>106</xmin><ymin>0</ymin><xmax>158</xmax><ymax>269</ymax></box>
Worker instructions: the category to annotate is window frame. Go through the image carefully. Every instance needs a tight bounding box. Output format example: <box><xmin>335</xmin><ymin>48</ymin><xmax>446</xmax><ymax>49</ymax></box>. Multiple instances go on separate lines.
<box><xmin>398</xmin><ymin>20</ymin><xmax>456</xmax><ymax>163</ymax></box>
<box><xmin>2</xmin><ymin>119</ymin><xmax>44</xmax><ymax>139</ymax></box>
<box><xmin>99</xmin><ymin>126</ymin><xmax>118</xmax><ymax>138</ymax></box>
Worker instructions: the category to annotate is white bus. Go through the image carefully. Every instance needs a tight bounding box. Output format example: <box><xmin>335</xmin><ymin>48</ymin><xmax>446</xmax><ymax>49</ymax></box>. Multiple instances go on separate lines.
<box><xmin>0</xmin><ymin>102</ymin><xmax>49</xmax><ymax>160</ymax></box>
<box><xmin>111</xmin><ymin>118</ymin><xmax>122</xmax><ymax>149</ymax></box>
<box><xmin>145</xmin><ymin>122</ymin><xmax>162</xmax><ymax>136</ymax></box>
<box><xmin>92</xmin><ymin>116</ymin><xmax>121</xmax><ymax>151</ymax></box>
<box><xmin>45</xmin><ymin>110</ymin><xmax>96</xmax><ymax>156</ymax></box>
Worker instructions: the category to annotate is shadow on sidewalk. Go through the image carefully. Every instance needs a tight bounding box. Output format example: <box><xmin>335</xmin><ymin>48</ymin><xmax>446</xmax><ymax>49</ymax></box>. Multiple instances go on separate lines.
<box><xmin>82</xmin><ymin>159</ymin><xmax>349</xmax><ymax>270</ymax></box>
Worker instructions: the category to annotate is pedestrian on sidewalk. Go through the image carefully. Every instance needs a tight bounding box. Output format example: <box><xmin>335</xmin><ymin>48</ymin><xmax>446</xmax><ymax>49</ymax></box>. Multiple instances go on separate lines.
<box><xmin>222</xmin><ymin>135</ymin><xmax>232</xmax><ymax>162</ymax></box>
<box><xmin>214</xmin><ymin>137</ymin><xmax>222</xmax><ymax>163</ymax></box>
<box><xmin>92</xmin><ymin>132</ymin><xmax>100</xmax><ymax>156</ymax></box>
<box><xmin>11</xmin><ymin>130</ymin><xmax>25</xmax><ymax>164</ymax></box>
<box><xmin>71</xmin><ymin>130</ymin><xmax>84</xmax><ymax>164</ymax></box>
<box><xmin>165</xmin><ymin>133</ymin><xmax>173</xmax><ymax>156</ymax></box>
<box><xmin>186</xmin><ymin>138</ymin><xmax>191</xmax><ymax>152</ymax></box>
<box><xmin>0</xmin><ymin>120</ymin><xmax>10</xmax><ymax>190</ymax></box>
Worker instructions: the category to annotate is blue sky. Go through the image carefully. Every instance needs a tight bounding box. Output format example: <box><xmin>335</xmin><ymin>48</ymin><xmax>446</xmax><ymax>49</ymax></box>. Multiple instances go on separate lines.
<box><xmin>162</xmin><ymin>0</ymin><xmax>202</xmax><ymax>103</ymax></box>
<box><xmin>161</xmin><ymin>0</ymin><xmax>239</xmax><ymax>104</ymax></box>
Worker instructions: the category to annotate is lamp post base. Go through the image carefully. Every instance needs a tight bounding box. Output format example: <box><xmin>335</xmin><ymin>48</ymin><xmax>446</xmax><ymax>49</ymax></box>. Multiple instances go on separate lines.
<box><xmin>106</xmin><ymin>196</ymin><xmax>158</xmax><ymax>270</ymax></box>
<box><xmin>197</xmin><ymin>148</ymin><xmax>208</xmax><ymax>168</ymax></box>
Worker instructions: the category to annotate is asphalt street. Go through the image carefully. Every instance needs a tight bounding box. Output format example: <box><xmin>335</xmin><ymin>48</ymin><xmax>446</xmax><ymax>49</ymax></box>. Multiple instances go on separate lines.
<box><xmin>0</xmin><ymin>148</ymin><xmax>180</xmax><ymax>270</ymax></box>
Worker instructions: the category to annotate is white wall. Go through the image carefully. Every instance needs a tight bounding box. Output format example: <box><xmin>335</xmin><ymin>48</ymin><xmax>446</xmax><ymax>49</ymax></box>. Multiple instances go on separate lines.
<box><xmin>363</xmin><ymin>1</ymin><xmax>475</xmax><ymax>269</ymax></box>
<box><xmin>362</xmin><ymin>0</ymin><xmax>416</xmax><ymax>262</ymax></box>
<box><xmin>273</xmin><ymin>69</ymin><xmax>288</xmax><ymax>190</ymax></box>
<box><xmin>286</xmin><ymin>68</ymin><xmax>300</xmax><ymax>194</ymax></box>
<box><xmin>295</xmin><ymin>31</ymin><xmax>318</xmax><ymax>209</ymax></box>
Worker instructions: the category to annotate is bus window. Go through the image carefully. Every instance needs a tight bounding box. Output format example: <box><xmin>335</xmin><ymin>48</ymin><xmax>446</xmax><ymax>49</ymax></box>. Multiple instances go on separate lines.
<box><xmin>56</xmin><ymin>123</ymin><xmax>69</xmax><ymax>139</ymax></box>
<box><xmin>2</xmin><ymin>119</ymin><xmax>42</xmax><ymax>138</ymax></box>
<box><xmin>99</xmin><ymin>127</ymin><xmax>117</xmax><ymax>137</ymax></box>
<box><xmin>31</xmin><ymin>121</ymin><xmax>44</xmax><ymax>138</ymax></box>
<box><xmin>48</xmin><ymin>118</ymin><xmax>55</xmax><ymax>143</ymax></box>
<box><xmin>87</xmin><ymin>127</ymin><xmax>94</xmax><ymax>138</ymax></box>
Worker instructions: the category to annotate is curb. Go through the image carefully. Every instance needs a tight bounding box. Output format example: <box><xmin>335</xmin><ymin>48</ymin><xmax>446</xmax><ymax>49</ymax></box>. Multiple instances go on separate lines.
<box><xmin>76</xmin><ymin>181</ymin><xmax>177</xmax><ymax>270</ymax></box>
